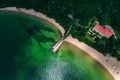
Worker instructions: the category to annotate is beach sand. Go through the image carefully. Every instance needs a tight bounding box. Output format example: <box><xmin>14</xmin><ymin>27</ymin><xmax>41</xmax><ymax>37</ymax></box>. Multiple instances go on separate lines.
<box><xmin>65</xmin><ymin>35</ymin><xmax>120</xmax><ymax>80</ymax></box>
<box><xmin>1</xmin><ymin>7</ymin><xmax>120</xmax><ymax>80</ymax></box>
<box><xmin>0</xmin><ymin>7</ymin><xmax>65</xmax><ymax>37</ymax></box>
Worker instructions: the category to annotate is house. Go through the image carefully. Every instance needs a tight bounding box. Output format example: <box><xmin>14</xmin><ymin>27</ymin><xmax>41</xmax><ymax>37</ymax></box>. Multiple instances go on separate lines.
<box><xmin>93</xmin><ymin>24</ymin><xmax>113</xmax><ymax>38</ymax></box>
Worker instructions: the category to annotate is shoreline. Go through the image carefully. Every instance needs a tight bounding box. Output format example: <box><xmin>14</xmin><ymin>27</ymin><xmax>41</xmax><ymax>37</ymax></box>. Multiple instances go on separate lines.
<box><xmin>0</xmin><ymin>7</ymin><xmax>65</xmax><ymax>37</ymax></box>
<box><xmin>64</xmin><ymin>35</ymin><xmax>120</xmax><ymax>80</ymax></box>
<box><xmin>0</xmin><ymin>7</ymin><xmax>120</xmax><ymax>80</ymax></box>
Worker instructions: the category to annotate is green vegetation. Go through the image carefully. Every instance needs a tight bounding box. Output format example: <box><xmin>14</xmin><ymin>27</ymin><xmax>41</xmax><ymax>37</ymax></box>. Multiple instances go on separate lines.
<box><xmin>0</xmin><ymin>0</ymin><xmax>120</xmax><ymax>60</ymax></box>
<box><xmin>79</xmin><ymin>18</ymin><xmax>120</xmax><ymax>61</ymax></box>
<box><xmin>0</xmin><ymin>11</ymin><xmax>114</xmax><ymax>80</ymax></box>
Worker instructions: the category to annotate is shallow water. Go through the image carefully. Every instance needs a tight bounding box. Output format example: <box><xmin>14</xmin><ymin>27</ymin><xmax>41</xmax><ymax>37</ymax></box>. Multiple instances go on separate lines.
<box><xmin>0</xmin><ymin>11</ymin><xmax>114</xmax><ymax>80</ymax></box>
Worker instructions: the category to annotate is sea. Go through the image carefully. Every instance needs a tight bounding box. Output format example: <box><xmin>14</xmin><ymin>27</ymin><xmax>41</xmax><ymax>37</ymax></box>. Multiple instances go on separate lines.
<box><xmin>0</xmin><ymin>11</ymin><xmax>114</xmax><ymax>80</ymax></box>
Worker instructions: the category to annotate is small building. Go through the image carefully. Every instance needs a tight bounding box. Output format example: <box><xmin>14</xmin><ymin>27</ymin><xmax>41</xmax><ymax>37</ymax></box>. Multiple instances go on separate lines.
<box><xmin>93</xmin><ymin>24</ymin><xmax>113</xmax><ymax>38</ymax></box>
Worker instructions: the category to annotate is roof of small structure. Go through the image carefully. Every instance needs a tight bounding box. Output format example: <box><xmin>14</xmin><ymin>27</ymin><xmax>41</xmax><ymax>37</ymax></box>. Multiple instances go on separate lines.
<box><xmin>93</xmin><ymin>24</ymin><xmax>113</xmax><ymax>37</ymax></box>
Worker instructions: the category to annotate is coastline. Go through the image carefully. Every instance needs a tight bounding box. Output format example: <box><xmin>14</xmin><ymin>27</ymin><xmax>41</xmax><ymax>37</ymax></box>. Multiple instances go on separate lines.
<box><xmin>64</xmin><ymin>35</ymin><xmax>120</xmax><ymax>80</ymax></box>
<box><xmin>0</xmin><ymin>7</ymin><xmax>120</xmax><ymax>80</ymax></box>
<box><xmin>0</xmin><ymin>7</ymin><xmax>65</xmax><ymax>37</ymax></box>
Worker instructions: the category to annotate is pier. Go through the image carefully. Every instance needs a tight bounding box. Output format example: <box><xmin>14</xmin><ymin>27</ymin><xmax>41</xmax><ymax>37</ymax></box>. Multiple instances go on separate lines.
<box><xmin>51</xmin><ymin>39</ymin><xmax>64</xmax><ymax>53</ymax></box>
<box><xmin>51</xmin><ymin>25</ymin><xmax>73</xmax><ymax>53</ymax></box>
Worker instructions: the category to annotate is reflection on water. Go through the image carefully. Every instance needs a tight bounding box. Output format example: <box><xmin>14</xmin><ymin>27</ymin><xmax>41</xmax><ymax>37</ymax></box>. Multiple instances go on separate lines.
<box><xmin>0</xmin><ymin>11</ymin><xmax>114</xmax><ymax>80</ymax></box>
<box><xmin>39</xmin><ymin>58</ymin><xmax>65</xmax><ymax>80</ymax></box>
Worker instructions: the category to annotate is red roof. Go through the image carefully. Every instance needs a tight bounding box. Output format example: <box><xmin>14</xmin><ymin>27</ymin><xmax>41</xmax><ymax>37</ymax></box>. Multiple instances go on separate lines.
<box><xmin>93</xmin><ymin>24</ymin><xmax>113</xmax><ymax>37</ymax></box>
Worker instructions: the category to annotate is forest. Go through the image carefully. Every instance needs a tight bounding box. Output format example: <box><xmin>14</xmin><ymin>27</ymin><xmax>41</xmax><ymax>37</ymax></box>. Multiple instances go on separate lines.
<box><xmin>0</xmin><ymin>0</ymin><xmax>120</xmax><ymax>60</ymax></box>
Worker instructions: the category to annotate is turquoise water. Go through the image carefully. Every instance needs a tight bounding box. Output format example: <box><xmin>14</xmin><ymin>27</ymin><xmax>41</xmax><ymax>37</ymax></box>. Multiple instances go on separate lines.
<box><xmin>0</xmin><ymin>11</ymin><xmax>114</xmax><ymax>80</ymax></box>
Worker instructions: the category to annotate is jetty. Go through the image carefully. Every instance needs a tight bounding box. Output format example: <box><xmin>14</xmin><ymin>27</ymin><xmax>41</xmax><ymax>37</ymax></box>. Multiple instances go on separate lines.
<box><xmin>51</xmin><ymin>25</ymin><xmax>73</xmax><ymax>53</ymax></box>
<box><xmin>1</xmin><ymin>7</ymin><xmax>120</xmax><ymax>80</ymax></box>
<box><xmin>50</xmin><ymin>39</ymin><xmax>64</xmax><ymax>53</ymax></box>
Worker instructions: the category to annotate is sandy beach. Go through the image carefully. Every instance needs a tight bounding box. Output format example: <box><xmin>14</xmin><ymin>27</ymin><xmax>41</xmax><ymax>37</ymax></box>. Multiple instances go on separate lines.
<box><xmin>65</xmin><ymin>35</ymin><xmax>120</xmax><ymax>80</ymax></box>
<box><xmin>0</xmin><ymin>7</ymin><xmax>65</xmax><ymax>37</ymax></box>
<box><xmin>0</xmin><ymin>7</ymin><xmax>120</xmax><ymax>80</ymax></box>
